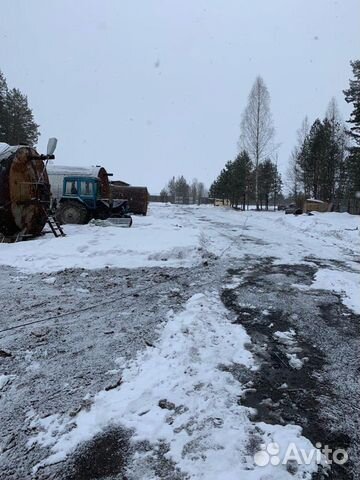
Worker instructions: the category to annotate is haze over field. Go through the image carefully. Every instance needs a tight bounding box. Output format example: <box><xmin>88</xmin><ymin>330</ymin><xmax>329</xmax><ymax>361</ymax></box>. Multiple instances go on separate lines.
<box><xmin>0</xmin><ymin>0</ymin><xmax>359</xmax><ymax>192</ymax></box>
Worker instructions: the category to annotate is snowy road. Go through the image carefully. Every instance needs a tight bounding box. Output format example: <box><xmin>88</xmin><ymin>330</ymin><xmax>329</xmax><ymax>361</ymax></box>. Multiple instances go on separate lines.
<box><xmin>0</xmin><ymin>204</ymin><xmax>359</xmax><ymax>480</ymax></box>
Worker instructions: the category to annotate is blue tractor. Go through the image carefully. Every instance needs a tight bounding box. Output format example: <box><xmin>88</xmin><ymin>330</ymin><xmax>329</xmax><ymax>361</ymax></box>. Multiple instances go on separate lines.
<box><xmin>55</xmin><ymin>176</ymin><xmax>132</xmax><ymax>226</ymax></box>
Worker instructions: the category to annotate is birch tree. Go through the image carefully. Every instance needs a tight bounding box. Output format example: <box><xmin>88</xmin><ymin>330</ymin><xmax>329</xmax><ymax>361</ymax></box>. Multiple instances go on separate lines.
<box><xmin>239</xmin><ymin>76</ymin><xmax>275</xmax><ymax>209</ymax></box>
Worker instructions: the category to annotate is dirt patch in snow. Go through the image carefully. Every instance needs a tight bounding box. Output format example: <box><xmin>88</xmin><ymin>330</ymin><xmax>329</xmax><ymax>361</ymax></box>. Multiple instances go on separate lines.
<box><xmin>65</xmin><ymin>427</ymin><xmax>131</xmax><ymax>480</ymax></box>
<box><xmin>221</xmin><ymin>257</ymin><xmax>359</xmax><ymax>480</ymax></box>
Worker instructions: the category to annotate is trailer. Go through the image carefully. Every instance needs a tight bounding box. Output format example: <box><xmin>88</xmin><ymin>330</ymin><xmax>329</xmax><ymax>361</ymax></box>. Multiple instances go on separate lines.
<box><xmin>110</xmin><ymin>184</ymin><xmax>149</xmax><ymax>215</ymax></box>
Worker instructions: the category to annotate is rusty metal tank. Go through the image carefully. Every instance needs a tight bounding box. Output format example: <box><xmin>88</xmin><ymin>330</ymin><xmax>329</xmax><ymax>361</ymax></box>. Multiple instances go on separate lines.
<box><xmin>0</xmin><ymin>144</ymin><xmax>51</xmax><ymax>237</ymax></box>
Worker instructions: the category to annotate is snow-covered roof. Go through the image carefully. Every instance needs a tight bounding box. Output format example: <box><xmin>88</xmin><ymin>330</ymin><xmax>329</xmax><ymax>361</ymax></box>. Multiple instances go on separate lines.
<box><xmin>46</xmin><ymin>164</ymin><xmax>105</xmax><ymax>178</ymax></box>
<box><xmin>0</xmin><ymin>143</ymin><xmax>22</xmax><ymax>161</ymax></box>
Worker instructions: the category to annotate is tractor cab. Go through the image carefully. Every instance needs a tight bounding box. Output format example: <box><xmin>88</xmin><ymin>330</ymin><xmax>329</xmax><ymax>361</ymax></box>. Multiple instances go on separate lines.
<box><xmin>62</xmin><ymin>176</ymin><xmax>101</xmax><ymax>209</ymax></box>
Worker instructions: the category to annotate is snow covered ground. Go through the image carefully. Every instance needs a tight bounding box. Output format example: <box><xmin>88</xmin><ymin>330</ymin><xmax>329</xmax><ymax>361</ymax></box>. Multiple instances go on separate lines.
<box><xmin>2</xmin><ymin>204</ymin><xmax>359</xmax><ymax>270</ymax></box>
<box><xmin>0</xmin><ymin>204</ymin><xmax>359</xmax><ymax>479</ymax></box>
<box><xmin>1</xmin><ymin>203</ymin><xmax>359</xmax><ymax>309</ymax></box>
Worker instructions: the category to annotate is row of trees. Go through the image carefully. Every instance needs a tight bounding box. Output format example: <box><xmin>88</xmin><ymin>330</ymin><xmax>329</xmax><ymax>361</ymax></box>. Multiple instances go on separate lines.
<box><xmin>209</xmin><ymin>152</ymin><xmax>282</xmax><ymax>210</ymax></box>
<box><xmin>160</xmin><ymin>176</ymin><xmax>207</xmax><ymax>204</ymax></box>
<box><xmin>287</xmin><ymin>104</ymin><xmax>348</xmax><ymax>207</ymax></box>
<box><xmin>0</xmin><ymin>69</ymin><xmax>39</xmax><ymax>146</ymax></box>
<box><xmin>210</xmin><ymin>60</ymin><xmax>360</xmax><ymax>213</ymax></box>
<box><xmin>283</xmin><ymin>61</ymin><xmax>360</xmax><ymax>213</ymax></box>
<box><xmin>286</xmin><ymin>61</ymin><xmax>360</xmax><ymax>212</ymax></box>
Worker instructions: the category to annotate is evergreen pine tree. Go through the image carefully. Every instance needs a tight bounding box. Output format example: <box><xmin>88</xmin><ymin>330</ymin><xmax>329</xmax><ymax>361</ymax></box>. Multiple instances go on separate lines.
<box><xmin>325</xmin><ymin>98</ymin><xmax>348</xmax><ymax>207</ymax></box>
<box><xmin>209</xmin><ymin>151</ymin><xmax>253</xmax><ymax>208</ymax></box>
<box><xmin>232</xmin><ymin>151</ymin><xmax>253</xmax><ymax>208</ymax></box>
<box><xmin>5</xmin><ymin>88</ymin><xmax>40</xmax><ymax>145</ymax></box>
<box><xmin>343</xmin><ymin>60</ymin><xmax>360</xmax><ymax>146</ymax></box>
<box><xmin>258</xmin><ymin>159</ymin><xmax>282</xmax><ymax>210</ymax></box>
<box><xmin>343</xmin><ymin>60</ymin><xmax>360</xmax><ymax>210</ymax></box>
<box><xmin>298</xmin><ymin>119</ymin><xmax>334</xmax><ymax>201</ymax></box>
<box><xmin>174</xmin><ymin>175</ymin><xmax>190</xmax><ymax>199</ymax></box>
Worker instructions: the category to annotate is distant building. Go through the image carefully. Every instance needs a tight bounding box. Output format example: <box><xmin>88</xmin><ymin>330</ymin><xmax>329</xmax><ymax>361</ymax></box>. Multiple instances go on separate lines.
<box><xmin>111</xmin><ymin>179</ymin><xmax>130</xmax><ymax>187</ymax></box>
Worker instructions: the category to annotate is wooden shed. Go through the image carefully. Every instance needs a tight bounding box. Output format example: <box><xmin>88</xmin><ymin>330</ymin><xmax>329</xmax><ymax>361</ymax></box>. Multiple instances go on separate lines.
<box><xmin>304</xmin><ymin>199</ymin><xmax>330</xmax><ymax>213</ymax></box>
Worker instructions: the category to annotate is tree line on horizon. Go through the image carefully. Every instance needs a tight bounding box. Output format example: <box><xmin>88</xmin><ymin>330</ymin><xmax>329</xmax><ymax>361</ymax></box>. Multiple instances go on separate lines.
<box><xmin>210</xmin><ymin>60</ymin><xmax>360</xmax><ymax>213</ymax></box>
<box><xmin>0</xmin><ymin>69</ymin><xmax>39</xmax><ymax>146</ymax></box>
<box><xmin>160</xmin><ymin>176</ymin><xmax>207</xmax><ymax>204</ymax></box>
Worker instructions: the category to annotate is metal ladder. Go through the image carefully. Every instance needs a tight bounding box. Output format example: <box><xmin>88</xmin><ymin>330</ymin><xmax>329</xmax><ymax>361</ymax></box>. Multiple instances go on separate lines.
<box><xmin>46</xmin><ymin>214</ymin><xmax>66</xmax><ymax>238</ymax></box>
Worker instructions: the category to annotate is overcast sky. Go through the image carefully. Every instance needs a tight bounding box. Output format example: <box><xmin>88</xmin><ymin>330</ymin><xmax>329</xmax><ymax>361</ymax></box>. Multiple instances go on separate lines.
<box><xmin>0</xmin><ymin>0</ymin><xmax>359</xmax><ymax>193</ymax></box>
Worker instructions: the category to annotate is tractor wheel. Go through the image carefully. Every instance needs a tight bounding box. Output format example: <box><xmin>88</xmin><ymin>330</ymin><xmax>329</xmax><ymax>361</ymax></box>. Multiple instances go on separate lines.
<box><xmin>56</xmin><ymin>201</ymin><xmax>89</xmax><ymax>225</ymax></box>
